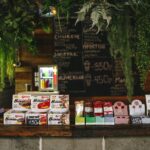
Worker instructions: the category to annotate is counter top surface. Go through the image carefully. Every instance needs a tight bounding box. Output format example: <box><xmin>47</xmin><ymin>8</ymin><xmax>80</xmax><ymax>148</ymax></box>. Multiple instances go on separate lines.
<box><xmin>0</xmin><ymin>123</ymin><xmax>150</xmax><ymax>137</ymax></box>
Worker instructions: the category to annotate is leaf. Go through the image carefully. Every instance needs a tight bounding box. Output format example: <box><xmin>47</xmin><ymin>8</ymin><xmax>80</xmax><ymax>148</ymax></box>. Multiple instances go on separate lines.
<box><xmin>75</xmin><ymin>1</ymin><xmax>94</xmax><ymax>25</ymax></box>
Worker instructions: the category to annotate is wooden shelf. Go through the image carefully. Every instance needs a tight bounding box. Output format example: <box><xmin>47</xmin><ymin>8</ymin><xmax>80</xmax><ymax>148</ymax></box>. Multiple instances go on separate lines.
<box><xmin>0</xmin><ymin>125</ymin><xmax>71</xmax><ymax>137</ymax></box>
<box><xmin>72</xmin><ymin>125</ymin><xmax>150</xmax><ymax>137</ymax></box>
<box><xmin>0</xmin><ymin>124</ymin><xmax>150</xmax><ymax>137</ymax></box>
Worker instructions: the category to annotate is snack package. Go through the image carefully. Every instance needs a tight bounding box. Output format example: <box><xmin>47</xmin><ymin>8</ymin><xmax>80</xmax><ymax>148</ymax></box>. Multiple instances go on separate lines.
<box><xmin>75</xmin><ymin>101</ymin><xmax>85</xmax><ymax>125</ymax></box>
<box><xmin>103</xmin><ymin>102</ymin><xmax>113</xmax><ymax>117</ymax></box>
<box><xmin>114</xmin><ymin>116</ymin><xmax>130</xmax><ymax>125</ymax></box>
<box><xmin>95</xmin><ymin>116</ymin><xmax>104</xmax><ymax>125</ymax></box>
<box><xmin>26</xmin><ymin>110</ymin><xmax>47</xmax><ymax>125</ymax></box>
<box><xmin>4</xmin><ymin>109</ymin><xmax>25</xmax><ymax>125</ymax></box>
<box><xmin>48</xmin><ymin>112</ymin><xmax>70</xmax><ymax>125</ymax></box>
<box><xmin>50</xmin><ymin>95</ymin><xmax>69</xmax><ymax>113</ymax></box>
<box><xmin>84</xmin><ymin>101</ymin><xmax>93</xmax><ymax>117</ymax></box>
<box><xmin>145</xmin><ymin>95</ymin><xmax>150</xmax><ymax>116</ymax></box>
<box><xmin>93</xmin><ymin>101</ymin><xmax>103</xmax><ymax>116</ymax></box>
<box><xmin>31</xmin><ymin>95</ymin><xmax>50</xmax><ymax>112</ymax></box>
<box><xmin>113</xmin><ymin>101</ymin><xmax>128</xmax><ymax>116</ymax></box>
<box><xmin>129</xmin><ymin>99</ymin><xmax>145</xmax><ymax>117</ymax></box>
<box><xmin>75</xmin><ymin>101</ymin><xmax>84</xmax><ymax>117</ymax></box>
<box><xmin>12</xmin><ymin>94</ymin><xmax>31</xmax><ymax>111</ymax></box>
<box><xmin>104</xmin><ymin>117</ymin><xmax>115</xmax><ymax>125</ymax></box>
<box><xmin>86</xmin><ymin>117</ymin><xmax>96</xmax><ymax>125</ymax></box>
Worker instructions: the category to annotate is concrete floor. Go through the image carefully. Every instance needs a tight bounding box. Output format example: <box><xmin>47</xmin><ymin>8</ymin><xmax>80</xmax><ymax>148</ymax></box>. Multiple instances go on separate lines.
<box><xmin>0</xmin><ymin>137</ymin><xmax>150</xmax><ymax>150</ymax></box>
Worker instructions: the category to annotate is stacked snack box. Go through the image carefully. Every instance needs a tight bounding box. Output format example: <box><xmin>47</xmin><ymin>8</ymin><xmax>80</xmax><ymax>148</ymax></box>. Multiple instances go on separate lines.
<box><xmin>26</xmin><ymin>111</ymin><xmax>47</xmax><ymax>125</ymax></box>
<box><xmin>4</xmin><ymin>109</ymin><xmax>25</xmax><ymax>125</ymax></box>
<box><xmin>48</xmin><ymin>95</ymin><xmax>70</xmax><ymax>125</ymax></box>
<box><xmin>75</xmin><ymin>100</ymin><xmax>114</xmax><ymax>125</ymax></box>
<box><xmin>25</xmin><ymin>94</ymin><xmax>50</xmax><ymax>125</ymax></box>
<box><xmin>4</xmin><ymin>94</ymin><xmax>31</xmax><ymax>125</ymax></box>
<box><xmin>4</xmin><ymin>91</ymin><xmax>70</xmax><ymax>126</ymax></box>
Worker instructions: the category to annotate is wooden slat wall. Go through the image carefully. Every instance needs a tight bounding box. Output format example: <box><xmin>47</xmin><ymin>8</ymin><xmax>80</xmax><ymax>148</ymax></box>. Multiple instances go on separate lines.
<box><xmin>15</xmin><ymin>28</ymin><xmax>54</xmax><ymax>93</ymax></box>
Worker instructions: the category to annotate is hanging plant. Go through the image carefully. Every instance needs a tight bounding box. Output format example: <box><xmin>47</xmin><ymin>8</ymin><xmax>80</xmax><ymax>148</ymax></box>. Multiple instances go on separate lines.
<box><xmin>135</xmin><ymin>3</ymin><xmax>150</xmax><ymax>88</ymax></box>
<box><xmin>0</xmin><ymin>0</ymin><xmax>40</xmax><ymax>91</ymax></box>
<box><xmin>76</xmin><ymin>0</ymin><xmax>150</xmax><ymax>98</ymax></box>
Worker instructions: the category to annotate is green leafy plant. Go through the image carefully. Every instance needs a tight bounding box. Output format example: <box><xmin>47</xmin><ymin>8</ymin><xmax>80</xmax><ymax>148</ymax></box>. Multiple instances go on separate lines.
<box><xmin>0</xmin><ymin>0</ymin><xmax>39</xmax><ymax>90</ymax></box>
<box><xmin>76</xmin><ymin>0</ymin><xmax>150</xmax><ymax>99</ymax></box>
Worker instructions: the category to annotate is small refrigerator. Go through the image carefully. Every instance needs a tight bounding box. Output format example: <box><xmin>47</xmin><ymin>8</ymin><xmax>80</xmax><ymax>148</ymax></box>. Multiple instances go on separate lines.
<box><xmin>38</xmin><ymin>65</ymin><xmax>58</xmax><ymax>91</ymax></box>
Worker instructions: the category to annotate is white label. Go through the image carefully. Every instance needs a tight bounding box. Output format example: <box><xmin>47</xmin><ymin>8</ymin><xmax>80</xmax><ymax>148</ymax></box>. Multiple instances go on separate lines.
<box><xmin>94</xmin><ymin>108</ymin><xmax>103</xmax><ymax>113</ymax></box>
<box><xmin>104</xmin><ymin>107</ymin><xmax>113</xmax><ymax>112</ymax></box>
<box><xmin>85</xmin><ymin>107</ymin><xmax>93</xmax><ymax>113</ymax></box>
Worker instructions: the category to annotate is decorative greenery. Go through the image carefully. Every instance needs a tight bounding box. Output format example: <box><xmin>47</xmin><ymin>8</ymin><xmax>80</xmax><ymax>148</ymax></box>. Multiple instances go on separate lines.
<box><xmin>0</xmin><ymin>0</ymin><xmax>75</xmax><ymax>91</ymax></box>
<box><xmin>135</xmin><ymin>4</ymin><xmax>150</xmax><ymax>88</ymax></box>
<box><xmin>76</xmin><ymin>0</ymin><xmax>150</xmax><ymax>98</ymax></box>
<box><xmin>0</xmin><ymin>0</ymin><xmax>39</xmax><ymax>90</ymax></box>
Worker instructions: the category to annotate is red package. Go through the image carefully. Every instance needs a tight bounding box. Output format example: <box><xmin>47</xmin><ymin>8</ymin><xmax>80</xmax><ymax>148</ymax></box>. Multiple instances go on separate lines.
<box><xmin>93</xmin><ymin>101</ymin><xmax>103</xmax><ymax>116</ymax></box>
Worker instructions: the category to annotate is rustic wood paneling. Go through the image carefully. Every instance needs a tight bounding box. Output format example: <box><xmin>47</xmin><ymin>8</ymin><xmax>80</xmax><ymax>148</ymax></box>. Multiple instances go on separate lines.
<box><xmin>15</xmin><ymin>28</ymin><xmax>54</xmax><ymax>93</ymax></box>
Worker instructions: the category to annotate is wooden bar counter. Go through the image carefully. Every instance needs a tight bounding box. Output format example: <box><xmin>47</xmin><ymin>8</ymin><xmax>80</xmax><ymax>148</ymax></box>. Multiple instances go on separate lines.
<box><xmin>0</xmin><ymin>96</ymin><xmax>149</xmax><ymax>137</ymax></box>
<box><xmin>0</xmin><ymin>124</ymin><xmax>150</xmax><ymax>137</ymax></box>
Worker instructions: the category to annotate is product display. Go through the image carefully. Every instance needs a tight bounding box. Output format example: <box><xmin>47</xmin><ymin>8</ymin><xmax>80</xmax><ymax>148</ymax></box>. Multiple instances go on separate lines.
<box><xmin>31</xmin><ymin>95</ymin><xmax>50</xmax><ymax>112</ymax></box>
<box><xmin>4</xmin><ymin>109</ymin><xmax>25</xmax><ymax>125</ymax></box>
<box><xmin>12</xmin><ymin>94</ymin><xmax>31</xmax><ymax>111</ymax></box>
<box><xmin>86</xmin><ymin>116</ymin><xmax>96</xmax><ymax>125</ymax></box>
<box><xmin>4</xmin><ymin>92</ymin><xmax>70</xmax><ymax>126</ymax></box>
<box><xmin>93</xmin><ymin>101</ymin><xmax>103</xmax><ymax>116</ymax></box>
<box><xmin>50</xmin><ymin>95</ymin><xmax>69</xmax><ymax>113</ymax></box>
<box><xmin>129</xmin><ymin>99</ymin><xmax>145</xmax><ymax>117</ymax></box>
<box><xmin>95</xmin><ymin>117</ymin><xmax>104</xmax><ymax>125</ymax></box>
<box><xmin>103</xmin><ymin>102</ymin><xmax>113</xmax><ymax>117</ymax></box>
<box><xmin>75</xmin><ymin>101</ymin><xmax>85</xmax><ymax>125</ymax></box>
<box><xmin>84</xmin><ymin>101</ymin><xmax>93</xmax><ymax>117</ymax></box>
<box><xmin>113</xmin><ymin>101</ymin><xmax>129</xmax><ymax>124</ymax></box>
<box><xmin>48</xmin><ymin>112</ymin><xmax>70</xmax><ymax>125</ymax></box>
<box><xmin>26</xmin><ymin>111</ymin><xmax>47</xmax><ymax>125</ymax></box>
<box><xmin>145</xmin><ymin>95</ymin><xmax>150</xmax><ymax>116</ymax></box>
<box><xmin>104</xmin><ymin>117</ymin><xmax>115</xmax><ymax>125</ymax></box>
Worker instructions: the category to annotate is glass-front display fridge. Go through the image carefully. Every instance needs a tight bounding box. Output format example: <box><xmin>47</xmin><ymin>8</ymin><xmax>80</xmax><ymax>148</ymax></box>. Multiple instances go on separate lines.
<box><xmin>38</xmin><ymin>65</ymin><xmax>58</xmax><ymax>91</ymax></box>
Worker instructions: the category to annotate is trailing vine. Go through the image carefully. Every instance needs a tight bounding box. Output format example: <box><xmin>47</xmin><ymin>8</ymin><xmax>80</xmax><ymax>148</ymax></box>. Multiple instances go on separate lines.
<box><xmin>135</xmin><ymin>4</ymin><xmax>150</xmax><ymax>88</ymax></box>
<box><xmin>108</xmin><ymin>11</ymin><xmax>134</xmax><ymax>99</ymax></box>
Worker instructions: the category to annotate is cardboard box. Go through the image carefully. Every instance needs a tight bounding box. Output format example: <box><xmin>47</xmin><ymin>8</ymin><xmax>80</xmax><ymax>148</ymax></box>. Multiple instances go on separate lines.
<box><xmin>141</xmin><ymin>116</ymin><xmax>150</xmax><ymax>124</ymax></box>
<box><xmin>145</xmin><ymin>95</ymin><xmax>150</xmax><ymax>116</ymax></box>
<box><xmin>104</xmin><ymin>117</ymin><xmax>115</xmax><ymax>125</ymax></box>
<box><xmin>26</xmin><ymin>111</ymin><xmax>47</xmax><ymax>125</ymax></box>
<box><xmin>95</xmin><ymin>117</ymin><xmax>104</xmax><ymax>125</ymax></box>
<box><xmin>86</xmin><ymin>117</ymin><xmax>96</xmax><ymax>125</ymax></box>
<box><xmin>48</xmin><ymin>112</ymin><xmax>70</xmax><ymax>125</ymax></box>
<box><xmin>131</xmin><ymin>116</ymin><xmax>142</xmax><ymax>125</ymax></box>
<box><xmin>50</xmin><ymin>95</ymin><xmax>69</xmax><ymax>113</ymax></box>
<box><xmin>113</xmin><ymin>101</ymin><xmax>128</xmax><ymax>116</ymax></box>
<box><xmin>31</xmin><ymin>95</ymin><xmax>50</xmax><ymax>112</ymax></box>
<box><xmin>114</xmin><ymin>116</ymin><xmax>130</xmax><ymax>125</ymax></box>
<box><xmin>12</xmin><ymin>94</ymin><xmax>31</xmax><ymax>111</ymax></box>
<box><xmin>4</xmin><ymin>109</ymin><xmax>25</xmax><ymax>125</ymax></box>
<box><xmin>75</xmin><ymin>117</ymin><xmax>85</xmax><ymax>125</ymax></box>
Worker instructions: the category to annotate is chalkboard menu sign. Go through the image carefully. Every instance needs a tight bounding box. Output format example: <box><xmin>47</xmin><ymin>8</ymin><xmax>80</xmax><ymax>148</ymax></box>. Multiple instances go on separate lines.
<box><xmin>54</xmin><ymin>15</ymin><xmax>143</xmax><ymax>96</ymax></box>
<box><xmin>54</xmin><ymin>17</ymin><xmax>85</xmax><ymax>94</ymax></box>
